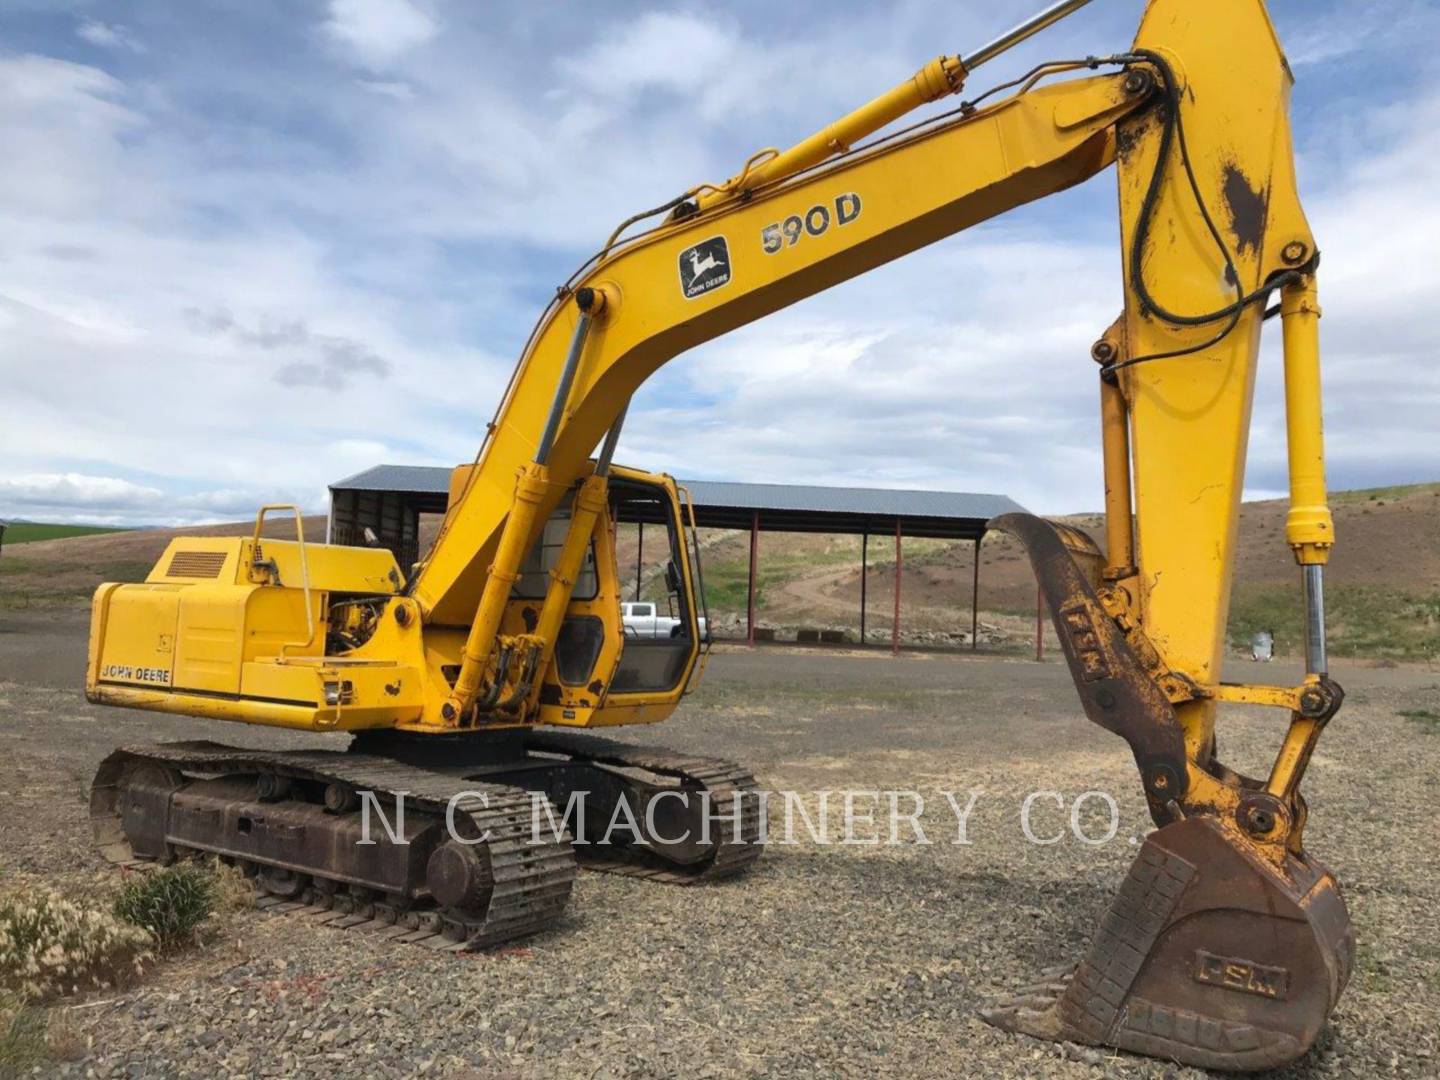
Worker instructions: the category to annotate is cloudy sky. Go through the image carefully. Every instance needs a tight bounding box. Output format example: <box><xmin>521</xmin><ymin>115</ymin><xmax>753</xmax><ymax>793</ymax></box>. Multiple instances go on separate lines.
<box><xmin>2</xmin><ymin>0</ymin><xmax>1437</xmax><ymax>526</ymax></box>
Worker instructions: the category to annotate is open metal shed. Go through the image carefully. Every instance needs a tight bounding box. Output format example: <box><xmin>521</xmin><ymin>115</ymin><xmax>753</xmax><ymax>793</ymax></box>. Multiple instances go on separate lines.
<box><xmin>329</xmin><ymin>466</ymin><xmax>1027</xmax><ymax>654</ymax></box>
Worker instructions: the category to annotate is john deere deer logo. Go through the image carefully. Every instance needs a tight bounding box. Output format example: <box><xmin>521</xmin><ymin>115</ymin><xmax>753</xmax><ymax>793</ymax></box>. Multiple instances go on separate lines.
<box><xmin>679</xmin><ymin>236</ymin><xmax>731</xmax><ymax>299</ymax></box>
<box><xmin>688</xmin><ymin>248</ymin><xmax>721</xmax><ymax>278</ymax></box>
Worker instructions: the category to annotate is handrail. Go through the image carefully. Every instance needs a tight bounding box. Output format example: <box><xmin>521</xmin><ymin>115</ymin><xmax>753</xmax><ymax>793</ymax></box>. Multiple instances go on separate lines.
<box><xmin>677</xmin><ymin>484</ymin><xmax>712</xmax><ymax>696</ymax></box>
<box><xmin>250</xmin><ymin>504</ymin><xmax>315</xmax><ymax>660</ymax></box>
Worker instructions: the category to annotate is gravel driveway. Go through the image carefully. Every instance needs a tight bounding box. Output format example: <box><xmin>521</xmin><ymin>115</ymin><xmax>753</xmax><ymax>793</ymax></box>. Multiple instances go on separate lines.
<box><xmin>2</xmin><ymin>612</ymin><xmax>1437</xmax><ymax>1078</ymax></box>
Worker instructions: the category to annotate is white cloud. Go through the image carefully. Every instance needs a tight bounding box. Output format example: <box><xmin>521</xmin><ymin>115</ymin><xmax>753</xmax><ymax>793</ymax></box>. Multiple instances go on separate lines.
<box><xmin>357</xmin><ymin>78</ymin><xmax>415</xmax><ymax>101</ymax></box>
<box><xmin>0</xmin><ymin>56</ymin><xmax>145</xmax><ymax>220</ymax></box>
<box><xmin>323</xmin><ymin>0</ymin><xmax>436</xmax><ymax>68</ymax></box>
<box><xmin>1285</xmin><ymin>1</ymin><xmax>1440</xmax><ymax>69</ymax></box>
<box><xmin>618</xmin><ymin>228</ymin><xmax>1120</xmax><ymax>512</ymax></box>
<box><xmin>1240</xmin><ymin>82</ymin><xmax>1440</xmax><ymax>494</ymax></box>
<box><xmin>184</xmin><ymin>307</ymin><xmax>393</xmax><ymax>390</ymax></box>
<box><xmin>567</xmin><ymin>10</ymin><xmax>906</xmax><ymax>126</ymax></box>
<box><xmin>76</xmin><ymin>19</ymin><xmax>144</xmax><ymax>54</ymax></box>
<box><xmin>1</xmin><ymin>473</ymin><xmax>162</xmax><ymax>508</ymax></box>
<box><xmin>567</xmin><ymin>13</ymin><xmax>739</xmax><ymax>101</ymax></box>
<box><xmin>0</xmin><ymin>473</ymin><xmax>318</xmax><ymax>527</ymax></box>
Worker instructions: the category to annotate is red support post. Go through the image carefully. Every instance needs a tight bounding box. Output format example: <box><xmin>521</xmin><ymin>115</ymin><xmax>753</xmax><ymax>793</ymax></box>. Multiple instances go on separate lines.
<box><xmin>859</xmin><ymin>529</ymin><xmax>869</xmax><ymax>646</ymax></box>
<box><xmin>892</xmin><ymin>520</ymin><xmax>902</xmax><ymax>656</ymax></box>
<box><xmin>1035</xmin><ymin>584</ymin><xmax>1044</xmax><ymax>661</ymax></box>
<box><xmin>971</xmin><ymin>535</ymin><xmax>981</xmax><ymax>651</ymax></box>
<box><xmin>747</xmin><ymin>511</ymin><xmax>759</xmax><ymax>647</ymax></box>
<box><xmin>635</xmin><ymin>522</ymin><xmax>643</xmax><ymax>601</ymax></box>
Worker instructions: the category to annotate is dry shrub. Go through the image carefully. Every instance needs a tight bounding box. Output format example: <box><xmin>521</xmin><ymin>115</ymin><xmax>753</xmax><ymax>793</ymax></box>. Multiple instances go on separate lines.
<box><xmin>208</xmin><ymin>860</ymin><xmax>256</xmax><ymax>915</ymax></box>
<box><xmin>0</xmin><ymin>891</ymin><xmax>150</xmax><ymax>1001</ymax></box>
<box><xmin>0</xmin><ymin>991</ymin><xmax>47</xmax><ymax>1078</ymax></box>
<box><xmin>43</xmin><ymin>1005</ymin><xmax>85</xmax><ymax>1064</ymax></box>
<box><xmin>0</xmin><ymin>994</ymin><xmax>87</xmax><ymax>1078</ymax></box>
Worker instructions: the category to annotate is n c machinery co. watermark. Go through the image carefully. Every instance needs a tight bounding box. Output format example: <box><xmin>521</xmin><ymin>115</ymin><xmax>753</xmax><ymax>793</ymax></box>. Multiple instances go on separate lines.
<box><xmin>355</xmin><ymin>787</ymin><xmax>1133</xmax><ymax>849</ymax></box>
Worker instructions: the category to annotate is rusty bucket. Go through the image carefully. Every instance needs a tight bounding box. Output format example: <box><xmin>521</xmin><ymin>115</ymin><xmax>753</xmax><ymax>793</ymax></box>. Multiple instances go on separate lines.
<box><xmin>983</xmin><ymin>814</ymin><xmax>1354</xmax><ymax>1071</ymax></box>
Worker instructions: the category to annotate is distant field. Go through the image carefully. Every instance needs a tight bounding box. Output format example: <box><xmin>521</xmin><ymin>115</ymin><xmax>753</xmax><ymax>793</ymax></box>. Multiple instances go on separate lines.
<box><xmin>2</xmin><ymin>522</ymin><xmax>127</xmax><ymax>544</ymax></box>
<box><xmin>1330</xmin><ymin>481</ymin><xmax>1440</xmax><ymax>505</ymax></box>
<box><xmin>0</xmin><ymin>515</ymin><xmax>325</xmax><ymax>610</ymax></box>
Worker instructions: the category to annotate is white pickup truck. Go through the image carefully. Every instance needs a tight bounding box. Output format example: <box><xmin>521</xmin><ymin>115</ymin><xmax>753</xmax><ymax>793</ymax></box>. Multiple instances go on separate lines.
<box><xmin>620</xmin><ymin>601</ymin><xmax>707</xmax><ymax>640</ymax></box>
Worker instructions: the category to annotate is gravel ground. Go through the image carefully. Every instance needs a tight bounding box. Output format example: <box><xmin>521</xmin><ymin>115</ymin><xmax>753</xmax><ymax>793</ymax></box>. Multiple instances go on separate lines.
<box><xmin>1</xmin><ymin>610</ymin><xmax>1438</xmax><ymax>1078</ymax></box>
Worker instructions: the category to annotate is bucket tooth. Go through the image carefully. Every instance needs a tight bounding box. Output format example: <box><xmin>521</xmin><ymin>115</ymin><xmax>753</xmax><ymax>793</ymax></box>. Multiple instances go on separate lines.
<box><xmin>983</xmin><ymin>816</ymin><xmax>1354</xmax><ymax>1072</ymax></box>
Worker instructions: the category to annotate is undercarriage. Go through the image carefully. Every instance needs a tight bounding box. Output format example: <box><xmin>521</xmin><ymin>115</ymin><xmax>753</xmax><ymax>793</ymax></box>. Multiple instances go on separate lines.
<box><xmin>91</xmin><ymin>730</ymin><xmax>764</xmax><ymax>950</ymax></box>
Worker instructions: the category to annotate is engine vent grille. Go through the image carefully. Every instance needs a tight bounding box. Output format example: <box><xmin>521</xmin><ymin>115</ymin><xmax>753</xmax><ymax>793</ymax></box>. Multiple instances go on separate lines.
<box><xmin>165</xmin><ymin>550</ymin><xmax>228</xmax><ymax>579</ymax></box>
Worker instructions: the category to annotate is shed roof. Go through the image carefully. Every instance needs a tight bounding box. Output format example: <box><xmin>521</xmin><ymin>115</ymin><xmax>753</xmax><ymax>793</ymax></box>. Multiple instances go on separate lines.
<box><xmin>330</xmin><ymin>465</ymin><xmax>1023</xmax><ymax>540</ymax></box>
<box><xmin>331</xmin><ymin>464</ymin><xmax>454</xmax><ymax>494</ymax></box>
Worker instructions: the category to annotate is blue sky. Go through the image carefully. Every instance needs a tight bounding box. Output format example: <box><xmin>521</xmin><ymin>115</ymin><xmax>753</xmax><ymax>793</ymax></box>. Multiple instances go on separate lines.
<box><xmin>1</xmin><ymin>0</ymin><xmax>1438</xmax><ymax>525</ymax></box>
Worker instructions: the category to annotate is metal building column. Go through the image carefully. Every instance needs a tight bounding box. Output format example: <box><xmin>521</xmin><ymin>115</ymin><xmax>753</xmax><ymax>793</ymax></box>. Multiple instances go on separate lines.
<box><xmin>859</xmin><ymin>529</ymin><xmax>869</xmax><ymax>646</ymax></box>
<box><xmin>1035</xmin><ymin>585</ymin><xmax>1044</xmax><ymax>661</ymax></box>
<box><xmin>971</xmin><ymin>535</ymin><xmax>981</xmax><ymax>651</ymax></box>
<box><xmin>892</xmin><ymin>520</ymin><xmax>902</xmax><ymax>656</ymax></box>
<box><xmin>747</xmin><ymin>511</ymin><xmax>759</xmax><ymax>647</ymax></box>
<box><xmin>635</xmin><ymin>522</ymin><xmax>644</xmax><ymax>601</ymax></box>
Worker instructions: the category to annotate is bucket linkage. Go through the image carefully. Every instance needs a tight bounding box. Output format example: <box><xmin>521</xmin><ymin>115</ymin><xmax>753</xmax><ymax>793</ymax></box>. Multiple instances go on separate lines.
<box><xmin>981</xmin><ymin>514</ymin><xmax>1353</xmax><ymax>1073</ymax></box>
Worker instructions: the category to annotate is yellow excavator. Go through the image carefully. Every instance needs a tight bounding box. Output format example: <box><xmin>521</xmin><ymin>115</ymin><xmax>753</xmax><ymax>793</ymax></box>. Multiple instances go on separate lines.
<box><xmin>85</xmin><ymin>0</ymin><xmax>1354</xmax><ymax>1069</ymax></box>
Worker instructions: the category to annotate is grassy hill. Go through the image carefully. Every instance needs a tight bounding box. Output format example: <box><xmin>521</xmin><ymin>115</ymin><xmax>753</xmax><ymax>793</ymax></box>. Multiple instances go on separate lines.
<box><xmin>1</xmin><ymin>522</ymin><xmax>127</xmax><ymax>544</ymax></box>
<box><xmin>0</xmin><ymin>517</ymin><xmax>326</xmax><ymax>609</ymax></box>
<box><xmin>3</xmin><ymin>484</ymin><xmax>1437</xmax><ymax>660</ymax></box>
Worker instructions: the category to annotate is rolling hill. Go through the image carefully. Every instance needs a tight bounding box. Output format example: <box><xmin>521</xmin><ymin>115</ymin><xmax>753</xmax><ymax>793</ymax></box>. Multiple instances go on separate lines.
<box><xmin>3</xmin><ymin>484</ymin><xmax>1436</xmax><ymax>659</ymax></box>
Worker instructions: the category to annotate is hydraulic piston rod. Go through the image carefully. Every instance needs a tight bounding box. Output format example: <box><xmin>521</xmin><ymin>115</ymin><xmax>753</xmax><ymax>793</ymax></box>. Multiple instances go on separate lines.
<box><xmin>961</xmin><ymin>0</ymin><xmax>1096</xmax><ymax>71</ymax></box>
<box><xmin>696</xmin><ymin>0</ymin><xmax>1093</xmax><ymax>210</ymax></box>
<box><xmin>445</xmin><ymin>288</ymin><xmax>605</xmax><ymax>721</ymax></box>
<box><xmin>1303</xmin><ymin>564</ymin><xmax>1328</xmax><ymax>676</ymax></box>
<box><xmin>1280</xmin><ymin>275</ymin><xmax>1334</xmax><ymax>676</ymax></box>
<box><xmin>537</xmin><ymin>289</ymin><xmax>602</xmax><ymax>465</ymax></box>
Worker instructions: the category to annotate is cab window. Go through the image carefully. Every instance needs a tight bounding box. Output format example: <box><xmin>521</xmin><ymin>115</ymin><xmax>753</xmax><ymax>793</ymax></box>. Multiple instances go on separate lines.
<box><xmin>610</xmin><ymin>478</ymin><xmax>695</xmax><ymax>694</ymax></box>
<box><xmin>512</xmin><ymin>501</ymin><xmax>598</xmax><ymax>600</ymax></box>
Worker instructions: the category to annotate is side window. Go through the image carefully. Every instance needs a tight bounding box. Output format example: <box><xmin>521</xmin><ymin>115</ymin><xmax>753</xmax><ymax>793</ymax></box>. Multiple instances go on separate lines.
<box><xmin>512</xmin><ymin>504</ymin><xmax>598</xmax><ymax>600</ymax></box>
<box><xmin>609</xmin><ymin>476</ymin><xmax>696</xmax><ymax>694</ymax></box>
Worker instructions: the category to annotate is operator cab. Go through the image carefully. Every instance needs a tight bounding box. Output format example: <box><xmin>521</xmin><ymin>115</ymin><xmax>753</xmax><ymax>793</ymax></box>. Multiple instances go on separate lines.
<box><xmin>328</xmin><ymin>462</ymin><xmax>710</xmax><ymax>706</ymax></box>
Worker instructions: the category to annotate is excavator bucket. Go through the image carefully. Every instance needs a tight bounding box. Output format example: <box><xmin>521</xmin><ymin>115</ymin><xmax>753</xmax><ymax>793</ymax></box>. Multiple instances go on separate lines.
<box><xmin>980</xmin><ymin>515</ymin><xmax>1354</xmax><ymax>1072</ymax></box>
<box><xmin>983</xmin><ymin>816</ymin><xmax>1353</xmax><ymax>1071</ymax></box>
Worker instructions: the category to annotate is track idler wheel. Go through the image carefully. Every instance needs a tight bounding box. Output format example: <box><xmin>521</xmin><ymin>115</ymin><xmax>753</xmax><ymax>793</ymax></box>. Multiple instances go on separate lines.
<box><xmin>982</xmin><ymin>816</ymin><xmax>1354</xmax><ymax>1072</ymax></box>
<box><xmin>427</xmin><ymin>840</ymin><xmax>494</xmax><ymax>915</ymax></box>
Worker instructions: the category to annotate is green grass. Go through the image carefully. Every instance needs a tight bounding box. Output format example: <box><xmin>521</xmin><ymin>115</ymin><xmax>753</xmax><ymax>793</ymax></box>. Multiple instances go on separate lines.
<box><xmin>0</xmin><ymin>994</ymin><xmax>51</xmax><ymax>1079</ymax></box>
<box><xmin>1399</xmin><ymin>708</ymin><xmax>1440</xmax><ymax>730</ymax></box>
<box><xmin>696</xmin><ymin>560</ymin><xmax>770</xmax><ymax>611</ymax></box>
<box><xmin>1352</xmin><ymin>942</ymin><xmax>1395</xmax><ymax>995</ymax></box>
<box><xmin>694</xmin><ymin>680</ymin><xmax>965</xmax><ymax>710</ymax></box>
<box><xmin>0</xmin><ymin>556</ymin><xmax>154</xmax><ymax>609</ymax></box>
<box><xmin>0</xmin><ymin>523</ymin><xmax>126</xmax><ymax>544</ymax></box>
<box><xmin>112</xmin><ymin>863</ymin><xmax>218</xmax><ymax>954</ymax></box>
<box><xmin>1228</xmin><ymin>585</ymin><xmax>1440</xmax><ymax>662</ymax></box>
<box><xmin>1329</xmin><ymin>482</ymin><xmax>1440</xmax><ymax>506</ymax></box>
